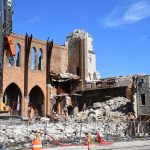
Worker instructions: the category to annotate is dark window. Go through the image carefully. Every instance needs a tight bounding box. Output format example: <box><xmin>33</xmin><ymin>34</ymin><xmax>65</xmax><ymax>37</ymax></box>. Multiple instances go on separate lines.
<box><xmin>15</xmin><ymin>44</ymin><xmax>20</xmax><ymax>67</ymax></box>
<box><xmin>38</xmin><ymin>49</ymin><xmax>43</xmax><ymax>70</ymax></box>
<box><xmin>141</xmin><ymin>94</ymin><xmax>145</xmax><ymax>105</ymax></box>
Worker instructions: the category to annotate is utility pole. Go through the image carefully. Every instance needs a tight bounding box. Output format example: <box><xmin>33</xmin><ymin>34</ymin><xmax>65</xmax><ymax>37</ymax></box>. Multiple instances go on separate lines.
<box><xmin>3</xmin><ymin>0</ymin><xmax>13</xmax><ymax>36</ymax></box>
<box><xmin>136</xmin><ymin>76</ymin><xmax>144</xmax><ymax>135</ymax></box>
<box><xmin>0</xmin><ymin>0</ymin><xmax>3</xmax><ymax>95</ymax></box>
<box><xmin>0</xmin><ymin>0</ymin><xmax>13</xmax><ymax>97</ymax></box>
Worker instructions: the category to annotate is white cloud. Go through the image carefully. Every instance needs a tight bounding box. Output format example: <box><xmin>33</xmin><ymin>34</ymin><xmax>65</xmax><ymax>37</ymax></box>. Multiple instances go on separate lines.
<box><xmin>28</xmin><ymin>15</ymin><xmax>41</xmax><ymax>24</ymax></box>
<box><xmin>103</xmin><ymin>0</ymin><xmax>150</xmax><ymax>27</ymax></box>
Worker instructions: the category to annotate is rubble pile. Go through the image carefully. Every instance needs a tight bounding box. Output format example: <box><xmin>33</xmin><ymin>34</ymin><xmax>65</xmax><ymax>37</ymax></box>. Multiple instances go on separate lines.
<box><xmin>75</xmin><ymin>97</ymin><xmax>132</xmax><ymax>122</ymax></box>
<box><xmin>0</xmin><ymin>97</ymin><xmax>133</xmax><ymax>148</ymax></box>
<box><xmin>0</xmin><ymin>121</ymin><xmax>94</xmax><ymax>147</ymax></box>
<box><xmin>74</xmin><ymin>97</ymin><xmax>133</xmax><ymax>136</ymax></box>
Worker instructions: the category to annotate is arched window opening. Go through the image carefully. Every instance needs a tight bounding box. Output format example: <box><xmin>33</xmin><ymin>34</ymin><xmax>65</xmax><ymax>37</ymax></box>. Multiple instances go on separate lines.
<box><xmin>15</xmin><ymin>44</ymin><xmax>20</xmax><ymax>67</ymax></box>
<box><xmin>31</xmin><ymin>47</ymin><xmax>36</xmax><ymax>70</ymax></box>
<box><xmin>6</xmin><ymin>51</ymin><xmax>14</xmax><ymax>66</ymax></box>
<box><xmin>38</xmin><ymin>49</ymin><xmax>43</xmax><ymax>70</ymax></box>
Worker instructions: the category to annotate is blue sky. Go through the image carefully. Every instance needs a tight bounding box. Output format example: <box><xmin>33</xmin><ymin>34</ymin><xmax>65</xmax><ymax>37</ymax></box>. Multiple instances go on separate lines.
<box><xmin>13</xmin><ymin>0</ymin><xmax>150</xmax><ymax>77</ymax></box>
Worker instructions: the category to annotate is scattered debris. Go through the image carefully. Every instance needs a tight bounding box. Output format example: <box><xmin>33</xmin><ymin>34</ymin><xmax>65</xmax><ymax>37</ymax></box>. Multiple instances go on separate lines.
<box><xmin>0</xmin><ymin>97</ymin><xmax>136</xmax><ymax>149</ymax></box>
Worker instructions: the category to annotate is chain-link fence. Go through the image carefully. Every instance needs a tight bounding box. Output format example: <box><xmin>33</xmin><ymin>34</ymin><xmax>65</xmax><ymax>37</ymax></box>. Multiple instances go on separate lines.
<box><xmin>125</xmin><ymin>120</ymin><xmax>150</xmax><ymax>139</ymax></box>
<box><xmin>38</xmin><ymin>120</ymin><xmax>150</xmax><ymax>144</ymax></box>
<box><xmin>1</xmin><ymin>119</ymin><xmax>150</xmax><ymax>149</ymax></box>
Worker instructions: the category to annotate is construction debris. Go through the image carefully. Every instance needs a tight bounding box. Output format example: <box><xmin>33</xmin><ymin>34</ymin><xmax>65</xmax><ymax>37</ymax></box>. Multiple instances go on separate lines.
<box><xmin>75</xmin><ymin>97</ymin><xmax>133</xmax><ymax>122</ymax></box>
<box><xmin>0</xmin><ymin>97</ymin><xmax>136</xmax><ymax>149</ymax></box>
<box><xmin>73</xmin><ymin>97</ymin><xmax>134</xmax><ymax>137</ymax></box>
<box><xmin>50</xmin><ymin>72</ymin><xmax>79</xmax><ymax>82</ymax></box>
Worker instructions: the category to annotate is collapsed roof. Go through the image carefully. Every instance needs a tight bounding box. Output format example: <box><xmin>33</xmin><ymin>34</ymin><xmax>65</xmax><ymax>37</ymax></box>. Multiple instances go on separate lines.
<box><xmin>50</xmin><ymin>72</ymin><xmax>80</xmax><ymax>82</ymax></box>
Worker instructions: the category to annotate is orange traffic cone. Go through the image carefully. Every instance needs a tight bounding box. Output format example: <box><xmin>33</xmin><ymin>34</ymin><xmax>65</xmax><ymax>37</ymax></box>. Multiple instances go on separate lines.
<box><xmin>32</xmin><ymin>133</ymin><xmax>42</xmax><ymax>150</ymax></box>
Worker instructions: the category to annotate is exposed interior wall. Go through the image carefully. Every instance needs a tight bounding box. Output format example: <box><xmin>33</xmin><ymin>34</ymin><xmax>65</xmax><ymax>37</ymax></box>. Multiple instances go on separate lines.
<box><xmin>67</xmin><ymin>38</ymin><xmax>81</xmax><ymax>75</ymax></box>
<box><xmin>50</xmin><ymin>44</ymin><xmax>68</xmax><ymax>74</ymax></box>
<box><xmin>81</xmin><ymin>86</ymin><xmax>130</xmax><ymax>105</ymax></box>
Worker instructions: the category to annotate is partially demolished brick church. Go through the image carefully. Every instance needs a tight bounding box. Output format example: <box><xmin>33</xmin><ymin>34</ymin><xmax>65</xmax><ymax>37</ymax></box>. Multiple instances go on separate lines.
<box><xmin>2</xmin><ymin>29</ymin><xmax>99</xmax><ymax>117</ymax></box>
<box><xmin>2</xmin><ymin>29</ymin><xmax>150</xmax><ymax>120</ymax></box>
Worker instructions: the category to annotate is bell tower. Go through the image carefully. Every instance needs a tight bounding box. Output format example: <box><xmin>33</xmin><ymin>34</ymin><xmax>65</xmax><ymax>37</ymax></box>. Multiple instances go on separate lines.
<box><xmin>66</xmin><ymin>29</ymin><xmax>100</xmax><ymax>87</ymax></box>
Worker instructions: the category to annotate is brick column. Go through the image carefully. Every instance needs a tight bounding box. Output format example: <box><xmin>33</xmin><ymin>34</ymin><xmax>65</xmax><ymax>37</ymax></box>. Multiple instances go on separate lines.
<box><xmin>35</xmin><ymin>52</ymin><xmax>38</xmax><ymax>70</ymax></box>
<box><xmin>21</xmin><ymin>96</ymin><xmax>29</xmax><ymax>117</ymax></box>
<box><xmin>46</xmin><ymin>84</ymin><xmax>52</xmax><ymax>116</ymax></box>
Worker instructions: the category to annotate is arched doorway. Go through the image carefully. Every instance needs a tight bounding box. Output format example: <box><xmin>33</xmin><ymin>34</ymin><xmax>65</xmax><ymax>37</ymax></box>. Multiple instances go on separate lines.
<box><xmin>4</xmin><ymin>83</ymin><xmax>22</xmax><ymax>115</ymax></box>
<box><xmin>29</xmin><ymin>86</ymin><xmax>44</xmax><ymax>117</ymax></box>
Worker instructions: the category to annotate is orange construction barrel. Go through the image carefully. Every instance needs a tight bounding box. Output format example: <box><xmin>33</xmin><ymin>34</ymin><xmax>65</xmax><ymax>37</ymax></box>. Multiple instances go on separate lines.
<box><xmin>32</xmin><ymin>133</ymin><xmax>42</xmax><ymax>150</ymax></box>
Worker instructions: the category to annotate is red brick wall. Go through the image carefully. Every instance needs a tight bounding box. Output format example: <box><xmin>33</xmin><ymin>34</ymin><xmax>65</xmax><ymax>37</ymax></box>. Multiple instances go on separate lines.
<box><xmin>3</xmin><ymin>33</ymin><xmax>68</xmax><ymax>117</ymax></box>
<box><xmin>50</xmin><ymin>44</ymin><xmax>68</xmax><ymax>74</ymax></box>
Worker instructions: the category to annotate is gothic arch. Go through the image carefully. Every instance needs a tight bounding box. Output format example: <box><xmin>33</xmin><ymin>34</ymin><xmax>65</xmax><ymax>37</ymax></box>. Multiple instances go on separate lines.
<box><xmin>3</xmin><ymin>83</ymin><xmax>22</xmax><ymax>115</ymax></box>
<box><xmin>29</xmin><ymin>85</ymin><xmax>44</xmax><ymax>117</ymax></box>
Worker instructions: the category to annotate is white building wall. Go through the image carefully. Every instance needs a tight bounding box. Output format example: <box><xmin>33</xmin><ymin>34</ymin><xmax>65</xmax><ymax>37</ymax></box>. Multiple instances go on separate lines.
<box><xmin>86</xmin><ymin>52</ymin><xmax>96</xmax><ymax>81</ymax></box>
<box><xmin>86</xmin><ymin>33</ymin><xmax>99</xmax><ymax>81</ymax></box>
<box><xmin>87</xmin><ymin>33</ymin><xmax>93</xmax><ymax>51</ymax></box>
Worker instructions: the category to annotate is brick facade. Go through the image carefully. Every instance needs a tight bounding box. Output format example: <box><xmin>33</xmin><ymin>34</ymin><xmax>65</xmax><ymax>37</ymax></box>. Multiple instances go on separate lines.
<box><xmin>2</xmin><ymin>33</ymin><xmax>68</xmax><ymax>117</ymax></box>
